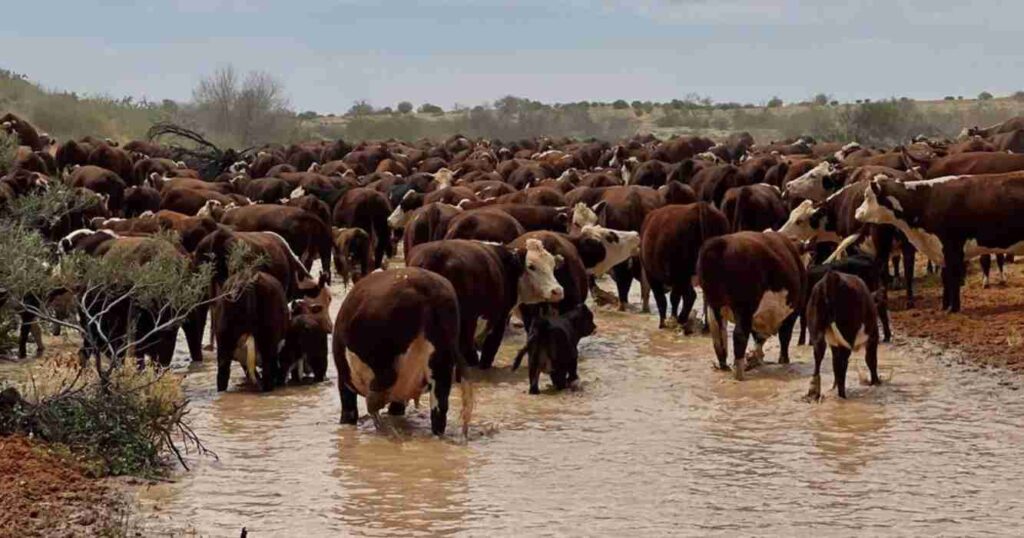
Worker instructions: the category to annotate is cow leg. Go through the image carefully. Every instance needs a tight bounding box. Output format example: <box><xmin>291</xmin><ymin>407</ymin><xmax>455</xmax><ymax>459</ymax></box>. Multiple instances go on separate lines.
<box><xmin>878</xmin><ymin>292</ymin><xmax>892</xmax><ymax>343</ymax></box>
<box><xmin>980</xmin><ymin>254</ymin><xmax>992</xmax><ymax>288</ymax></box>
<box><xmin>797</xmin><ymin>312</ymin><xmax>807</xmax><ymax>346</ymax></box>
<box><xmin>333</xmin><ymin>343</ymin><xmax>359</xmax><ymax>425</ymax></box>
<box><xmin>944</xmin><ymin>241</ymin><xmax>966</xmax><ymax>313</ymax></box>
<box><xmin>527</xmin><ymin>345</ymin><xmax>542</xmax><ymax>395</ymax></box>
<box><xmin>807</xmin><ymin>339</ymin><xmax>826</xmax><ymax>401</ymax></box>
<box><xmin>902</xmin><ymin>244</ymin><xmax>916</xmax><ymax>307</ymax></box>
<box><xmin>388</xmin><ymin>402</ymin><xmax>407</xmax><ymax>416</ymax></box>
<box><xmin>866</xmin><ymin>336</ymin><xmax>881</xmax><ymax>386</ymax></box>
<box><xmin>891</xmin><ymin>255</ymin><xmax>902</xmax><ymax>288</ymax></box>
<box><xmin>216</xmin><ymin>334</ymin><xmax>233</xmax><ymax>392</ymax></box>
<box><xmin>997</xmin><ymin>254</ymin><xmax>1008</xmax><ymax>285</ymax></box>
<box><xmin>460</xmin><ymin>316</ymin><xmax>480</xmax><ymax>367</ymax></box>
<box><xmin>257</xmin><ymin>336</ymin><xmax>279</xmax><ymax>392</ymax></box>
<box><xmin>428</xmin><ymin>352</ymin><xmax>453</xmax><ymax>436</ymax></box>
<box><xmin>478</xmin><ymin>314</ymin><xmax>509</xmax><ymax>369</ymax></box>
<box><xmin>31</xmin><ymin>323</ymin><xmax>43</xmax><ymax>358</ymax></box>
<box><xmin>182</xmin><ymin>304</ymin><xmax>207</xmax><ymax>362</ymax></box>
<box><xmin>17</xmin><ymin>312</ymin><xmax>33</xmax><ymax>359</ymax></box>
<box><xmin>367</xmin><ymin>368</ymin><xmax>397</xmax><ymax>434</ymax></box>
<box><xmin>669</xmin><ymin>287</ymin><xmax>682</xmax><ymax>320</ymax></box>
<box><xmin>732</xmin><ymin>313</ymin><xmax>753</xmax><ymax>381</ymax></box>
<box><xmin>153</xmin><ymin>330</ymin><xmax>178</xmax><ymax>368</ymax></box>
<box><xmin>611</xmin><ymin>262</ymin><xmax>632</xmax><ymax>311</ymax></box>
<box><xmin>708</xmin><ymin>307</ymin><xmax>729</xmax><ymax>371</ymax></box>
<box><xmin>636</xmin><ymin>262</ymin><xmax>651</xmax><ymax>314</ymax></box>
<box><xmin>831</xmin><ymin>346</ymin><xmax>852</xmax><ymax>398</ymax></box>
<box><xmin>650</xmin><ymin>280</ymin><xmax>668</xmax><ymax>329</ymax></box>
<box><xmin>777</xmin><ymin>312</ymin><xmax>798</xmax><ymax>364</ymax></box>
<box><xmin>678</xmin><ymin>284</ymin><xmax>698</xmax><ymax>335</ymax></box>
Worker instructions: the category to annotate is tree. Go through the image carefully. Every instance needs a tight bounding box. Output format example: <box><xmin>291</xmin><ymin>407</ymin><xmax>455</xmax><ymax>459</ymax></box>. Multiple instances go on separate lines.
<box><xmin>813</xmin><ymin>93</ymin><xmax>830</xmax><ymax>106</ymax></box>
<box><xmin>191</xmin><ymin>65</ymin><xmax>293</xmax><ymax>145</ymax></box>
<box><xmin>397</xmin><ymin>101</ymin><xmax>414</xmax><ymax>114</ymax></box>
<box><xmin>347</xmin><ymin>100</ymin><xmax>374</xmax><ymax>117</ymax></box>
<box><xmin>297</xmin><ymin>111</ymin><xmax>318</xmax><ymax>120</ymax></box>
<box><xmin>418</xmin><ymin>103</ymin><xmax>443</xmax><ymax>115</ymax></box>
<box><xmin>612</xmin><ymin>99</ymin><xmax>629</xmax><ymax>110</ymax></box>
<box><xmin>1013</xmin><ymin>91</ymin><xmax>1024</xmax><ymax>101</ymax></box>
<box><xmin>767</xmin><ymin>96</ymin><xmax>784</xmax><ymax>108</ymax></box>
<box><xmin>978</xmin><ymin>91</ymin><xmax>994</xmax><ymax>101</ymax></box>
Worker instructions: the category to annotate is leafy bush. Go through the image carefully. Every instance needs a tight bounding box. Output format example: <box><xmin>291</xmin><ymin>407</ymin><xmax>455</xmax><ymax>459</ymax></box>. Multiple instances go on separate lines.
<box><xmin>767</xmin><ymin>96</ymin><xmax>784</xmax><ymax>108</ymax></box>
<box><xmin>0</xmin><ymin>354</ymin><xmax>200</xmax><ymax>477</ymax></box>
<box><xmin>0</xmin><ymin>130</ymin><xmax>16</xmax><ymax>175</ymax></box>
<box><xmin>397</xmin><ymin>101</ymin><xmax>413</xmax><ymax>114</ymax></box>
<box><xmin>612</xmin><ymin>99</ymin><xmax>629</xmax><ymax>110</ymax></box>
<box><xmin>418</xmin><ymin>103</ymin><xmax>444</xmax><ymax>115</ymax></box>
<box><xmin>978</xmin><ymin>91</ymin><xmax>994</xmax><ymax>101</ymax></box>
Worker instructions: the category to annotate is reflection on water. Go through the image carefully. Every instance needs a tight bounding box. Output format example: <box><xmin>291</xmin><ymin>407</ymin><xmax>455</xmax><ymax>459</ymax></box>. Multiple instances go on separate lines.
<box><xmin>52</xmin><ymin>275</ymin><xmax>1022</xmax><ymax>536</ymax></box>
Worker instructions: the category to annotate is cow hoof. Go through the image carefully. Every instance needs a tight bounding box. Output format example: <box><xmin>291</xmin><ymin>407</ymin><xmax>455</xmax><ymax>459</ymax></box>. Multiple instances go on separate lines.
<box><xmin>778</xmin><ymin>356</ymin><xmax>790</xmax><ymax>365</ymax></box>
<box><xmin>340</xmin><ymin>410</ymin><xmax>358</xmax><ymax>425</ymax></box>
<box><xmin>641</xmin><ymin>306</ymin><xmax>651</xmax><ymax>314</ymax></box>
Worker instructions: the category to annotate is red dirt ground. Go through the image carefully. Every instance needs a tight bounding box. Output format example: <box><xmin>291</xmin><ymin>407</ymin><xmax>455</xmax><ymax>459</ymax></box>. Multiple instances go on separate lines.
<box><xmin>889</xmin><ymin>262</ymin><xmax>1024</xmax><ymax>373</ymax></box>
<box><xmin>0</xmin><ymin>436</ymin><xmax>127</xmax><ymax>537</ymax></box>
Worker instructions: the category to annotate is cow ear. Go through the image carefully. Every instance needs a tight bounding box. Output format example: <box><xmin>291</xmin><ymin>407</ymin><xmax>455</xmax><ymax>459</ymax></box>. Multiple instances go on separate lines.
<box><xmin>310</xmin><ymin>304</ymin><xmax>324</xmax><ymax>314</ymax></box>
<box><xmin>591</xmin><ymin>201</ymin><xmax>606</xmax><ymax>215</ymax></box>
<box><xmin>554</xmin><ymin>254</ymin><xmax>565</xmax><ymax>268</ymax></box>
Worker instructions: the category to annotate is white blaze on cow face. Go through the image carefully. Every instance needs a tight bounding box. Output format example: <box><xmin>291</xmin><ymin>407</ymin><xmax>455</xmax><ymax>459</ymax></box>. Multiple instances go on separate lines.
<box><xmin>518</xmin><ymin>239</ymin><xmax>565</xmax><ymax>304</ymax></box>
<box><xmin>581</xmin><ymin>225</ymin><xmax>640</xmax><ymax>276</ymax></box>
<box><xmin>779</xmin><ymin>200</ymin><xmax>819</xmax><ymax>241</ymax></box>
<box><xmin>347</xmin><ymin>332</ymin><xmax>434</xmax><ymax>403</ymax></box>
<box><xmin>856</xmin><ymin>181</ymin><xmax>946</xmax><ymax>266</ymax></box>
<box><xmin>434</xmin><ymin>168</ymin><xmax>455</xmax><ymax>189</ymax></box>
<box><xmin>752</xmin><ymin>289</ymin><xmax>793</xmax><ymax>337</ymax></box>
<box><xmin>572</xmin><ymin>203</ymin><xmax>598</xmax><ymax>231</ymax></box>
<box><xmin>784</xmin><ymin>161</ymin><xmax>833</xmax><ymax>201</ymax></box>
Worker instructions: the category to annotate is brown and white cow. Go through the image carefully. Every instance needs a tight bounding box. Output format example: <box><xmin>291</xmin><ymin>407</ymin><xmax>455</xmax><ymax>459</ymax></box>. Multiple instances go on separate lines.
<box><xmin>697</xmin><ymin>231</ymin><xmax>806</xmax><ymax>379</ymax></box>
<box><xmin>805</xmin><ymin>271</ymin><xmax>882</xmax><ymax>400</ymax></box>
<box><xmin>332</xmin><ymin>268</ymin><xmax>473</xmax><ymax>436</ymax></box>
<box><xmin>855</xmin><ymin>172</ymin><xmax>1024</xmax><ymax>312</ymax></box>
<box><xmin>406</xmin><ymin>238</ymin><xmax>564</xmax><ymax>369</ymax></box>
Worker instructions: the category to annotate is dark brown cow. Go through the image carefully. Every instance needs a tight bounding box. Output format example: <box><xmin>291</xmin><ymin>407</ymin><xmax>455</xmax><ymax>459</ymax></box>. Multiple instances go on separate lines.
<box><xmin>87</xmin><ymin>143</ymin><xmax>134</xmax><ymax>184</ymax></box>
<box><xmin>331</xmin><ymin>227</ymin><xmax>371</xmax><ymax>287</ymax></box>
<box><xmin>123</xmin><ymin>186</ymin><xmax>161</xmax><ymax>217</ymax></box>
<box><xmin>856</xmin><ymin>173</ymin><xmax>1024</xmax><ymax>312</ymax></box>
<box><xmin>990</xmin><ymin>129</ymin><xmax>1024</xmax><ymax>154</ymax></box>
<box><xmin>641</xmin><ymin>203</ymin><xmax>730</xmax><ymax>330</ymax></box>
<box><xmin>243</xmin><ymin>177</ymin><xmax>294</xmax><ymax>203</ymax></box>
<box><xmin>629</xmin><ymin>160</ymin><xmax>674</xmax><ymax>188</ymax></box>
<box><xmin>332</xmin><ymin>267</ymin><xmax>472</xmax><ymax>436</ymax></box>
<box><xmin>159</xmin><ymin>187</ymin><xmax>239</xmax><ymax>216</ymax></box>
<box><xmin>406</xmin><ymin>238</ymin><xmax>564</xmax><ymax>369</ymax></box>
<box><xmin>195</xmin><ymin>228</ymin><xmax>313</xmax><ymax>300</ymax></box>
<box><xmin>67</xmin><ymin>165</ymin><xmax>127</xmax><ymax>215</ymax></box>
<box><xmin>963</xmin><ymin>116</ymin><xmax>1024</xmax><ymax>138</ymax></box>
<box><xmin>805</xmin><ymin>271</ymin><xmax>882</xmax><ymax>400</ymax></box>
<box><xmin>698</xmin><ymin>231</ymin><xmax>806</xmax><ymax>379</ymax></box>
<box><xmin>56</xmin><ymin>139</ymin><xmax>94</xmax><ymax>172</ymax></box>
<box><xmin>444</xmin><ymin>208</ymin><xmax>525</xmax><ymax>243</ymax></box>
<box><xmin>333</xmin><ymin>187</ymin><xmax>392</xmax><ymax>268</ymax></box>
<box><xmin>215</xmin><ymin>272</ymin><xmax>290</xmax><ymax>392</ymax></box>
<box><xmin>658</xmin><ymin>180</ymin><xmax>698</xmax><ymax>205</ymax></box>
<box><xmin>912</xmin><ymin>151</ymin><xmax>1024</xmax><ymax>178</ymax></box>
<box><xmin>220</xmin><ymin>205</ymin><xmax>333</xmax><ymax>278</ymax></box>
<box><xmin>494</xmin><ymin>186</ymin><xmax>566</xmax><ymax>207</ymax></box>
<box><xmin>0</xmin><ymin>113</ymin><xmax>44</xmax><ymax>150</ymax></box>
<box><xmin>720</xmin><ymin>184</ymin><xmax>787</xmax><ymax>232</ymax></box>
<box><xmin>400</xmin><ymin>202</ymin><xmax>462</xmax><ymax>255</ymax></box>
<box><xmin>689</xmin><ymin>164</ymin><xmax>743</xmax><ymax>206</ymax></box>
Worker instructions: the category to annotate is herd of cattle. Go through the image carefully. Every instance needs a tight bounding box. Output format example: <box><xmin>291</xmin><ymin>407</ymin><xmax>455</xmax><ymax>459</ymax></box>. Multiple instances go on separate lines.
<box><xmin>4</xmin><ymin>110</ymin><xmax>1024</xmax><ymax>436</ymax></box>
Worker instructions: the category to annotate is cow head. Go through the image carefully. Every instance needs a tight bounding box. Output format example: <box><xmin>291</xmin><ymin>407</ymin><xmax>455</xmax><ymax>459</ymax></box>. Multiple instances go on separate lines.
<box><xmin>387</xmin><ymin>190</ymin><xmax>419</xmax><ymax>229</ymax></box>
<box><xmin>855</xmin><ymin>175</ymin><xmax>910</xmax><ymax>226</ymax></box>
<box><xmin>578</xmin><ymin>224</ymin><xmax>640</xmax><ymax>276</ymax></box>
<box><xmin>332</xmin><ymin>227</ymin><xmax>371</xmax><ymax>287</ymax></box>
<box><xmin>197</xmin><ymin>199</ymin><xmax>224</xmax><ymax>220</ymax></box>
<box><xmin>433</xmin><ymin>168</ymin><xmax>455</xmax><ymax>189</ymax></box>
<box><xmin>778</xmin><ymin>200</ymin><xmax>829</xmax><ymax>241</ymax></box>
<box><xmin>515</xmin><ymin>239</ymin><xmax>565</xmax><ymax>304</ymax></box>
<box><xmin>783</xmin><ymin>161</ymin><xmax>838</xmax><ymax>202</ymax></box>
<box><xmin>571</xmin><ymin>202</ymin><xmax>598</xmax><ymax>232</ymax></box>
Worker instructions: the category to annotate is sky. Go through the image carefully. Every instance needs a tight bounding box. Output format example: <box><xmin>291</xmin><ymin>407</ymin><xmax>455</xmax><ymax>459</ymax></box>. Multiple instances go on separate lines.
<box><xmin>0</xmin><ymin>0</ymin><xmax>1020</xmax><ymax>114</ymax></box>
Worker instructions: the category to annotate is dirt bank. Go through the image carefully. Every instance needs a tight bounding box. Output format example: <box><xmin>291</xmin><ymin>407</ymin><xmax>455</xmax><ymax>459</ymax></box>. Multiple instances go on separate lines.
<box><xmin>0</xmin><ymin>436</ymin><xmax>130</xmax><ymax>537</ymax></box>
<box><xmin>890</xmin><ymin>262</ymin><xmax>1024</xmax><ymax>373</ymax></box>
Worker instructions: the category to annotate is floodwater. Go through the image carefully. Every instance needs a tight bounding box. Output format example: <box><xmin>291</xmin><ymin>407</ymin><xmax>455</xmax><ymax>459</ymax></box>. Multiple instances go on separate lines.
<box><xmin>12</xmin><ymin>273</ymin><xmax>1024</xmax><ymax>536</ymax></box>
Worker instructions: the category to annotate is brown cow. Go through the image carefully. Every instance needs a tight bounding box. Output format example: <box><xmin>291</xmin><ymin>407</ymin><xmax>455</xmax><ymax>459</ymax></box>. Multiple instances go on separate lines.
<box><xmin>805</xmin><ymin>271</ymin><xmax>882</xmax><ymax>400</ymax></box>
<box><xmin>333</xmin><ymin>187</ymin><xmax>392</xmax><ymax>268</ymax></box>
<box><xmin>720</xmin><ymin>184</ymin><xmax>787</xmax><ymax>232</ymax></box>
<box><xmin>406</xmin><ymin>238</ymin><xmax>564</xmax><ymax>369</ymax></box>
<box><xmin>444</xmin><ymin>209</ymin><xmax>525</xmax><ymax>243</ymax></box>
<box><xmin>215</xmin><ymin>272</ymin><xmax>290</xmax><ymax>392</ymax></box>
<box><xmin>698</xmin><ymin>231</ymin><xmax>806</xmax><ymax>379</ymax></box>
<box><xmin>219</xmin><ymin>204</ymin><xmax>333</xmax><ymax>278</ymax></box>
<box><xmin>641</xmin><ymin>203</ymin><xmax>730</xmax><ymax>330</ymax></box>
<box><xmin>332</xmin><ymin>267</ymin><xmax>472</xmax><ymax>436</ymax></box>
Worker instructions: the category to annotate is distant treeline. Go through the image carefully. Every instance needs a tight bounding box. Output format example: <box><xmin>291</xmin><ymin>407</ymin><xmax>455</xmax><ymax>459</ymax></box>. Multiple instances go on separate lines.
<box><xmin>4</xmin><ymin>67</ymin><xmax>1024</xmax><ymax>149</ymax></box>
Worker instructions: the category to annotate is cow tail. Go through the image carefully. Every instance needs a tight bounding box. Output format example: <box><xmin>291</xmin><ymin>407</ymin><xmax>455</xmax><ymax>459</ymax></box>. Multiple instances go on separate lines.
<box><xmin>733</xmin><ymin>187</ymin><xmax>748</xmax><ymax>232</ymax></box>
<box><xmin>242</xmin><ymin>334</ymin><xmax>258</xmax><ymax>386</ymax></box>
<box><xmin>316</xmin><ymin>219</ymin><xmax>333</xmax><ymax>283</ymax></box>
<box><xmin>697</xmin><ymin>201</ymin><xmax>709</xmax><ymax>243</ymax></box>
<box><xmin>823</xmin><ymin>271</ymin><xmax>852</xmax><ymax>349</ymax></box>
<box><xmin>456</xmin><ymin>349</ymin><xmax>475</xmax><ymax>440</ymax></box>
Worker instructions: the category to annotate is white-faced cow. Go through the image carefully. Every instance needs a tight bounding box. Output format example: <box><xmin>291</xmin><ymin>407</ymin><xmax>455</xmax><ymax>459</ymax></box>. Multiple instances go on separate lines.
<box><xmin>855</xmin><ymin>172</ymin><xmax>1024</xmax><ymax>312</ymax></box>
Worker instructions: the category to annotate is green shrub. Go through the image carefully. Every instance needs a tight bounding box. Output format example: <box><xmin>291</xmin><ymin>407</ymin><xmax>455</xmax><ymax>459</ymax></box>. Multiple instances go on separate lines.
<box><xmin>0</xmin><ymin>130</ymin><xmax>16</xmax><ymax>175</ymax></box>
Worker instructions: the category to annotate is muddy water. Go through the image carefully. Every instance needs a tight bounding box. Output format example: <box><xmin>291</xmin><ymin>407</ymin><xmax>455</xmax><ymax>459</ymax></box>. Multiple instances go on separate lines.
<box><xmin>118</xmin><ymin>275</ymin><xmax>1024</xmax><ymax>536</ymax></box>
